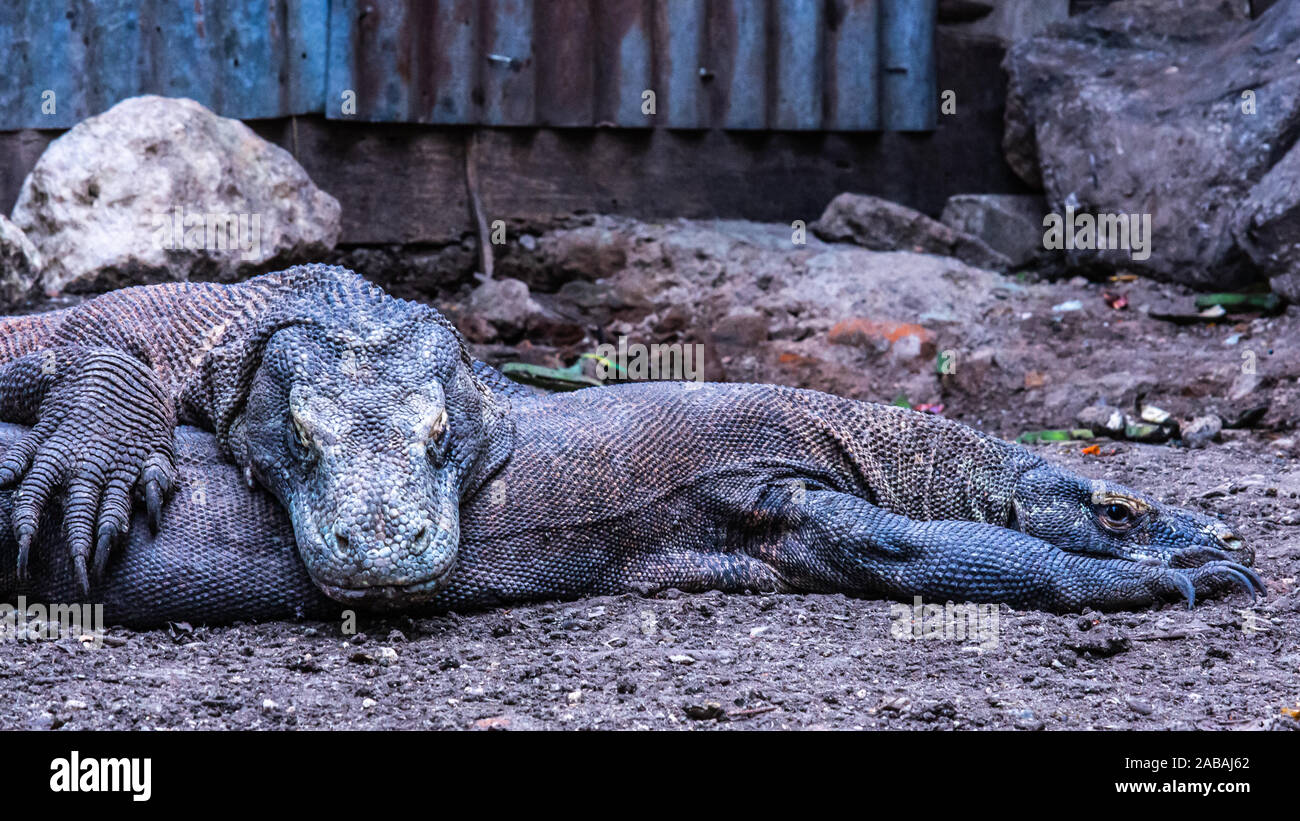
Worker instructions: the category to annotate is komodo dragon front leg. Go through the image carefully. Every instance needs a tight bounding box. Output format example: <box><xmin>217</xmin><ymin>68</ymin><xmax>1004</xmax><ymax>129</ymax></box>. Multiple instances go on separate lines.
<box><xmin>755</xmin><ymin>487</ymin><xmax>1261</xmax><ymax>611</ymax></box>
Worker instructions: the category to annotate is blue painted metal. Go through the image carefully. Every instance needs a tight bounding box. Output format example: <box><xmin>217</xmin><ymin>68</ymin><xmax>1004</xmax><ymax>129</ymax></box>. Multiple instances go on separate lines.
<box><xmin>655</xmin><ymin>0</ymin><xmax>707</xmax><ymax>129</ymax></box>
<box><xmin>0</xmin><ymin>0</ymin><xmax>328</xmax><ymax>130</ymax></box>
<box><xmin>0</xmin><ymin>0</ymin><xmax>934</xmax><ymax>132</ymax></box>
<box><xmin>481</xmin><ymin>0</ymin><xmax>536</xmax><ymax>125</ymax></box>
<box><xmin>712</xmin><ymin>0</ymin><xmax>766</xmax><ymax>130</ymax></box>
<box><xmin>881</xmin><ymin>0</ymin><xmax>937</xmax><ymax>131</ymax></box>
<box><xmin>593</xmin><ymin>0</ymin><xmax>651</xmax><ymax>127</ymax></box>
<box><xmin>826</xmin><ymin>0</ymin><xmax>881</xmax><ymax>131</ymax></box>
<box><xmin>772</xmin><ymin>0</ymin><xmax>824</xmax><ymax>130</ymax></box>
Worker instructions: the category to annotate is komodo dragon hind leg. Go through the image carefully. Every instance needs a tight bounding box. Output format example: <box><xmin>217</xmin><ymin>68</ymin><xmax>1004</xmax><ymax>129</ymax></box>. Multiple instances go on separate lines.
<box><xmin>752</xmin><ymin>486</ymin><xmax>1263</xmax><ymax>613</ymax></box>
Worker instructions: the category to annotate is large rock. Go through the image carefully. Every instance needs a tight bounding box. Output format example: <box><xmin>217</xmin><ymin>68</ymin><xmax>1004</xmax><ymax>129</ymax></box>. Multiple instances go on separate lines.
<box><xmin>1234</xmin><ymin>140</ymin><xmax>1300</xmax><ymax>302</ymax></box>
<box><xmin>812</xmin><ymin>192</ymin><xmax>1011</xmax><ymax>271</ymax></box>
<box><xmin>940</xmin><ymin>194</ymin><xmax>1048</xmax><ymax>267</ymax></box>
<box><xmin>463</xmin><ymin>277</ymin><xmax>545</xmax><ymax>343</ymax></box>
<box><xmin>0</xmin><ymin>215</ymin><xmax>42</xmax><ymax>308</ymax></box>
<box><xmin>1002</xmin><ymin>0</ymin><xmax>1300</xmax><ymax>288</ymax></box>
<box><xmin>12</xmin><ymin>96</ymin><xmax>341</xmax><ymax>295</ymax></box>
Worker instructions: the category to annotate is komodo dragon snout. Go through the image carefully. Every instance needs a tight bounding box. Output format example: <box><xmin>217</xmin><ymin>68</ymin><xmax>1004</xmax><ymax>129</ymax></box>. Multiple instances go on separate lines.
<box><xmin>231</xmin><ymin>319</ymin><xmax>503</xmax><ymax>605</ymax></box>
<box><xmin>1010</xmin><ymin>464</ymin><xmax>1260</xmax><ymax>597</ymax></box>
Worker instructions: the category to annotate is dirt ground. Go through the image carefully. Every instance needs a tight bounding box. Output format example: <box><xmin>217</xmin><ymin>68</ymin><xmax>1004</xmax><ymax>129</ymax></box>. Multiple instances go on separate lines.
<box><xmin>0</xmin><ymin>432</ymin><xmax>1295</xmax><ymax>731</ymax></box>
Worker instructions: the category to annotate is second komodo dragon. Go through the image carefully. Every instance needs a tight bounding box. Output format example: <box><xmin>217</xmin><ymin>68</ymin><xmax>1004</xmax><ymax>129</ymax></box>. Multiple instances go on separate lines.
<box><xmin>0</xmin><ymin>265</ymin><xmax>513</xmax><ymax>602</ymax></box>
<box><xmin>0</xmin><ymin>267</ymin><xmax>1263</xmax><ymax>624</ymax></box>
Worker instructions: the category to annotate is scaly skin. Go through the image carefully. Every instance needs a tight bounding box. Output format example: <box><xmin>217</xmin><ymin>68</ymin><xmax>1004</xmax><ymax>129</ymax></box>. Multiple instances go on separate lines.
<box><xmin>0</xmin><ymin>381</ymin><xmax>1261</xmax><ymax>625</ymax></box>
<box><xmin>0</xmin><ymin>266</ymin><xmax>512</xmax><ymax>602</ymax></box>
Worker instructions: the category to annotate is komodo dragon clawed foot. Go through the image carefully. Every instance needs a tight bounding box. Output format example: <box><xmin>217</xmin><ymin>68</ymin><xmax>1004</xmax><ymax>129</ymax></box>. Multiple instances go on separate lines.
<box><xmin>0</xmin><ymin>346</ymin><xmax>176</xmax><ymax>592</ymax></box>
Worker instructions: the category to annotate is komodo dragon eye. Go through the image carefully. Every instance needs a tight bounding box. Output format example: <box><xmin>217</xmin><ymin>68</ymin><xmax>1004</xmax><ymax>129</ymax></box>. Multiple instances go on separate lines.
<box><xmin>421</xmin><ymin>409</ymin><xmax>450</xmax><ymax>466</ymax></box>
<box><xmin>1095</xmin><ymin>500</ymin><xmax>1140</xmax><ymax>532</ymax></box>
<box><xmin>288</xmin><ymin>413</ymin><xmax>318</xmax><ymax>464</ymax></box>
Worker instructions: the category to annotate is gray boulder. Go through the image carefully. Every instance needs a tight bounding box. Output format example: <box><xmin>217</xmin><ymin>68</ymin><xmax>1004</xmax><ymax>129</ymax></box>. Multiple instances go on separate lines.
<box><xmin>0</xmin><ymin>214</ymin><xmax>42</xmax><ymax>308</ymax></box>
<box><xmin>940</xmin><ymin>194</ymin><xmax>1048</xmax><ymax>267</ymax></box>
<box><xmin>1234</xmin><ymin>140</ymin><xmax>1300</xmax><ymax>303</ymax></box>
<box><xmin>1002</xmin><ymin>0</ymin><xmax>1300</xmax><ymax>288</ymax></box>
<box><xmin>11</xmin><ymin>95</ymin><xmax>341</xmax><ymax>295</ymax></box>
<box><xmin>813</xmin><ymin>192</ymin><xmax>1011</xmax><ymax>271</ymax></box>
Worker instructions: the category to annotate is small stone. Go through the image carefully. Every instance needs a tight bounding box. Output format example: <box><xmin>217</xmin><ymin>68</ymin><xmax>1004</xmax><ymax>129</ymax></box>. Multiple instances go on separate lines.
<box><xmin>1126</xmin><ymin>697</ymin><xmax>1155</xmax><ymax>716</ymax></box>
<box><xmin>1013</xmin><ymin>709</ymin><xmax>1044</xmax><ymax>731</ymax></box>
<box><xmin>1182</xmin><ymin>415</ymin><xmax>1222</xmax><ymax>449</ymax></box>
<box><xmin>1139</xmin><ymin>405</ymin><xmax>1170</xmax><ymax>424</ymax></box>
<box><xmin>1077</xmin><ymin>404</ymin><xmax>1126</xmax><ymax>436</ymax></box>
<box><xmin>262</xmin><ymin>698</ymin><xmax>279</xmax><ymax>711</ymax></box>
<box><xmin>668</xmin><ymin>654</ymin><xmax>696</xmax><ymax>665</ymax></box>
<box><xmin>361</xmin><ymin>698</ymin><xmax>377</xmax><ymax>709</ymax></box>
<box><xmin>684</xmin><ymin>702</ymin><xmax>726</xmax><ymax>721</ymax></box>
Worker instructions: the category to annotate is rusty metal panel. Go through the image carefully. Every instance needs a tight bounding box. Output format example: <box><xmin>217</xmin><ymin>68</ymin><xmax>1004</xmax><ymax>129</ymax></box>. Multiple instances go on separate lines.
<box><xmin>707</xmin><ymin>0</ymin><xmax>767</xmax><ymax>130</ymax></box>
<box><xmin>325</xmin><ymin>0</ymin><xmax>933</xmax><ymax>130</ymax></box>
<box><xmin>425</xmin><ymin>0</ymin><xmax>481</xmax><ymax>124</ymax></box>
<box><xmin>825</xmin><ymin>0</ymin><xmax>880</xmax><ymax>130</ymax></box>
<box><xmin>771</xmin><ymin>0</ymin><xmax>824</xmax><ymax>130</ymax></box>
<box><xmin>1</xmin><ymin>0</ymin><xmax>933</xmax><ymax>132</ymax></box>
<box><xmin>594</xmin><ymin>0</ymin><xmax>652</xmax><ymax>127</ymax></box>
<box><xmin>533</xmin><ymin>0</ymin><xmax>595</xmax><ymax>126</ymax></box>
<box><xmin>481</xmin><ymin>0</ymin><xmax>536</xmax><ymax>125</ymax></box>
<box><xmin>653</xmin><ymin>0</ymin><xmax>707</xmax><ymax>129</ymax></box>
<box><xmin>881</xmin><ymin>0</ymin><xmax>936</xmax><ymax>130</ymax></box>
<box><xmin>0</xmin><ymin>0</ymin><xmax>327</xmax><ymax>130</ymax></box>
<box><xmin>328</xmin><ymin>0</ymin><xmax>414</xmax><ymax>121</ymax></box>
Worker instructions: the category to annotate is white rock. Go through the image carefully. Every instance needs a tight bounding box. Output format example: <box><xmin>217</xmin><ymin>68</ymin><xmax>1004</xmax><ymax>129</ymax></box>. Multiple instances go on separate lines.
<box><xmin>12</xmin><ymin>95</ymin><xmax>340</xmax><ymax>295</ymax></box>
<box><xmin>0</xmin><ymin>214</ymin><xmax>42</xmax><ymax>308</ymax></box>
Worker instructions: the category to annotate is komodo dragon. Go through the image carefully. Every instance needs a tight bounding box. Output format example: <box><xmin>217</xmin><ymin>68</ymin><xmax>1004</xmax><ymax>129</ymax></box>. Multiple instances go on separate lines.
<box><xmin>0</xmin><ymin>268</ymin><xmax>1262</xmax><ymax>624</ymax></box>
<box><xmin>0</xmin><ymin>265</ymin><xmax>513</xmax><ymax>602</ymax></box>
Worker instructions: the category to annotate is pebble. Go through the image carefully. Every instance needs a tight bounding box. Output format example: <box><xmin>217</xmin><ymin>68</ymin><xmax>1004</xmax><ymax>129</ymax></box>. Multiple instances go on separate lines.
<box><xmin>1182</xmin><ymin>415</ymin><xmax>1223</xmax><ymax>449</ymax></box>
<box><xmin>1126</xmin><ymin>697</ymin><xmax>1155</xmax><ymax>716</ymax></box>
<box><xmin>683</xmin><ymin>702</ymin><xmax>726</xmax><ymax>721</ymax></box>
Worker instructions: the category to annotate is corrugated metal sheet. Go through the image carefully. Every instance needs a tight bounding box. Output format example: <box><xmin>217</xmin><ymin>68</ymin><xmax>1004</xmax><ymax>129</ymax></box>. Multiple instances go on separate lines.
<box><xmin>0</xmin><ymin>0</ymin><xmax>328</xmax><ymax>129</ymax></box>
<box><xmin>327</xmin><ymin>0</ymin><xmax>936</xmax><ymax>130</ymax></box>
<box><xmin>0</xmin><ymin>0</ymin><xmax>934</xmax><ymax>132</ymax></box>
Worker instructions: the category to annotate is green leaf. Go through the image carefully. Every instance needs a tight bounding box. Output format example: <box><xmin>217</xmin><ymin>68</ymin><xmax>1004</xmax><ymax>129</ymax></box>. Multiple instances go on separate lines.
<box><xmin>500</xmin><ymin>362</ymin><xmax>602</xmax><ymax>392</ymax></box>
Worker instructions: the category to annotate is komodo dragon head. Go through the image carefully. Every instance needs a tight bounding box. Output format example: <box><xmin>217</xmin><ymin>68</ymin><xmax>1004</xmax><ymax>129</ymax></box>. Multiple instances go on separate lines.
<box><xmin>226</xmin><ymin>310</ymin><xmax>511</xmax><ymax>606</ymax></box>
<box><xmin>1010</xmin><ymin>464</ymin><xmax>1252</xmax><ymax>571</ymax></box>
